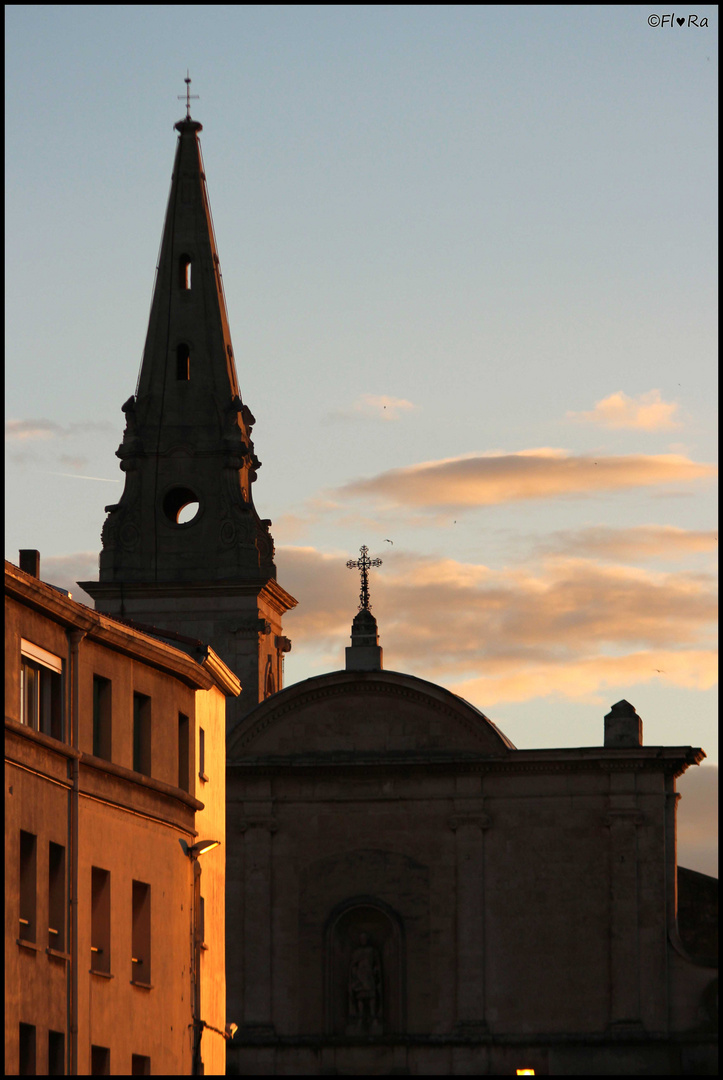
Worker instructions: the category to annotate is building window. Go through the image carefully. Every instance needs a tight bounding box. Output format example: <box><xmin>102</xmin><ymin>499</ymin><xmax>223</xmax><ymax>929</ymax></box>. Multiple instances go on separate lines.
<box><xmin>91</xmin><ymin>867</ymin><xmax>111</xmax><ymax>974</ymax></box>
<box><xmin>132</xmin><ymin>880</ymin><xmax>151</xmax><ymax>985</ymax></box>
<box><xmin>20</xmin><ymin>639</ymin><xmax>63</xmax><ymax>740</ymax></box>
<box><xmin>19</xmin><ymin>1023</ymin><xmax>36</xmax><ymax>1076</ymax></box>
<box><xmin>199</xmin><ymin>726</ymin><xmax>207</xmax><ymax>781</ymax></box>
<box><xmin>92</xmin><ymin>675</ymin><xmax>112</xmax><ymax>760</ymax></box>
<box><xmin>178</xmin><ymin>713</ymin><xmax>189</xmax><ymax>791</ymax></box>
<box><xmin>91</xmin><ymin>1046</ymin><xmax>110</xmax><ymax>1075</ymax></box>
<box><xmin>179</xmin><ymin>254</ymin><xmax>192</xmax><ymax>290</ymax></box>
<box><xmin>176</xmin><ymin>343</ymin><xmax>190</xmax><ymax>380</ymax></box>
<box><xmin>48</xmin><ymin>1030</ymin><xmax>65</xmax><ymax>1076</ymax></box>
<box><xmin>131</xmin><ymin>1054</ymin><xmax>151</xmax><ymax>1075</ymax></box>
<box><xmin>133</xmin><ymin>693</ymin><xmax>151</xmax><ymax>776</ymax></box>
<box><xmin>19</xmin><ymin>830</ymin><xmax>36</xmax><ymax>942</ymax></box>
<box><xmin>48</xmin><ymin>842</ymin><xmax>66</xmax><ymax>951</ymax></box>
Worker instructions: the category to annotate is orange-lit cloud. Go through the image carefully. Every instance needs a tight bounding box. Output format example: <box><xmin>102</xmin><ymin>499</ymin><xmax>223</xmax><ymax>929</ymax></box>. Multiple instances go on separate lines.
<box><xmin>334</xmin><ymin>449</ymin><xmax>715</xmax><ymax>510</ymax></box>
<box><xmin>536</xmin><ymin>525</ymin><xmax>718</xmax><ymax>562</ymax></box>
<box><xmin>38</xmin><ymin>545</ymin><xmax>717</xmax><ymax>718</ymax></box>
<box><xmin>5</xmin><ymin>418</ymin><xmax>64</xmax><ymax>440</ymax></box>
<box><xmin>278</xmin><ymin>547</ymin><xmax>717</xmax><ymax>705</ymax></box>
<box><xmin>567</xmin><ymin>389</ymin><xmax>682</xmax><ymax>430</ymax></box>
<box><xmin>450</xmin><ymin>649</ymin><xmax>717</xmax><ymax>708</ymax></box>
<box><xmin>5</xmin><ymin>418</ymin><xmax>114</xmax><ymax>441</ymax></box>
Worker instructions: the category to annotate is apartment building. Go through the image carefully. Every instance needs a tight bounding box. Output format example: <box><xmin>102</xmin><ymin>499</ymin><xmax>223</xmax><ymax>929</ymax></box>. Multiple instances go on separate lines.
<box><xmin>5</xmin><ymin>553</ymin><xmax>239</xmax><ymax>1074</ymax></box>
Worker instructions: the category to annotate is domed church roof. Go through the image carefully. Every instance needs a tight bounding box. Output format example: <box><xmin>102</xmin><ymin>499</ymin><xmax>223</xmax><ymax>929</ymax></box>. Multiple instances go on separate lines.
<box><xmin>227</xmin><ymin>668</ymin><xmax>515</xmax><ymax>761</ymax></box>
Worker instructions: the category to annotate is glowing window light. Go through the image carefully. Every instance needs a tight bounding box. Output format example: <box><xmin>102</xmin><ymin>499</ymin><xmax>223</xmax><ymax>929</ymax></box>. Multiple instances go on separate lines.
<box><xmin>516</xmin><ymin>1072</ymin><xmax>536</xmax><ymax>1076</ymax></box>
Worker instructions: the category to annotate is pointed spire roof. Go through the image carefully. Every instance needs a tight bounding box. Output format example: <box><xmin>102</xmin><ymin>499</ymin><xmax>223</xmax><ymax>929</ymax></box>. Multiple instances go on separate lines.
<box><xmin>136</xmin><ymin>111</ymin><xmax>240</xmax><ymax>409</ymax></box>
<box><xmin>86</xmin><ymin>106</ymin><xmax>291</xmax><ymax>590</ymax></box>
<box><xmin>80</xmin><ymin>94</ymin><xmax>296</xmax><ymax>721</ymax></box>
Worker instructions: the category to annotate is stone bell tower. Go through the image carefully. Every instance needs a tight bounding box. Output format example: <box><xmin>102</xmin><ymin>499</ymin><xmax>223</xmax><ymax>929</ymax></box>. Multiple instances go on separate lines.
<box><xmin>81</xmin><ymin>103</ymin><xmax>296</xmax><ymax>726</ymax></box>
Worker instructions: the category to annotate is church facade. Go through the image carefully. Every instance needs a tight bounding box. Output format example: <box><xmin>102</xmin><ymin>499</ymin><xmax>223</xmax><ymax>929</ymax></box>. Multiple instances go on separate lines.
<box><xmin>224</xmin><ymin>617</ymin><xmax>716</xmax><ymax>1075</ymax></box>
<box><xmin>77</xmin><ymin>102</ymin><xmax>716</xmax><ymax>1075</ymax></box>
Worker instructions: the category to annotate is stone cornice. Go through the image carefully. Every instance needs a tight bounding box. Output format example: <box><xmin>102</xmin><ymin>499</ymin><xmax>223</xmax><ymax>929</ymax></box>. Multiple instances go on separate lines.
<box><xmin>201</xmin><ymin>649</ymin><xmax>242</xmax><ymax>697</ymax></box>
<box><xmin>228</xmin><ymin>1030</ymin><xmax>718</xmax><ymax>1049</ymax></box>
<box><xmin>5</xmin><ymin>715</ymin><xmax>81</xmax><ymax>761</ymax></box>
<box><xmin>80</xmin><ymin>752</ymin><xmax>204</xmax><ymax>813</ymax></box>
<box><xmin>78</xmin><ymin>576</ymin><xmax>298</xmax><ymax>614</ymax></box>
<box><xmin>228</xmin><ymin>746</ymin><xmax>703</xmax><ymax>779</ymax></box>
<box><xmin>5</xmin><ymin>720</ymin><xmax>203</xmax><ymax>829</ymax></box>
<box><xmin>6</xmin><ymin>561</ymin><xmax>228</xmax><ymax>692</ymax></box>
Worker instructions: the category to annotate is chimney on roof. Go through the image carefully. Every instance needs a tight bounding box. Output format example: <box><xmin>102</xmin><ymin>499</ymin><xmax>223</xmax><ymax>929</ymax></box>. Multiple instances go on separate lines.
<box><xmin>19</xmin><ymin>550</ymin><xmax>40</xmax><ymax>578</ymax></box>
<box><xmin>604</xmin><ymin>699</ymin><xmax>643</xmax><ymax>748</ymax></box>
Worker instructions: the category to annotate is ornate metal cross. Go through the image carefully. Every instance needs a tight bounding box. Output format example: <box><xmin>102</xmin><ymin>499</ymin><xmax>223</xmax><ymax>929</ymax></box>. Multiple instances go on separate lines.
<box><xmin>346</xmin><ymin>545</ymin><xmax>382</xmax><ymax>611</ymax></box>
<box><xmin>178</xmin><ymin>71</ymin><xmax>199</xmax><ymax>120</ymax></box>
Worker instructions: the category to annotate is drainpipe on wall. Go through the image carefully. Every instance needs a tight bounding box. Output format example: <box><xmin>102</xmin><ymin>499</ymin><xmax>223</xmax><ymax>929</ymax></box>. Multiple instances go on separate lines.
<box><xmin>67</xmin><ymin>629</ymin><xmax>86</xmax><ymax>1076</ymax></box>
<box><xmin>191</xmin><ymin>857</ymin><xmax>203</xmax><ymax>1075</ymax></box>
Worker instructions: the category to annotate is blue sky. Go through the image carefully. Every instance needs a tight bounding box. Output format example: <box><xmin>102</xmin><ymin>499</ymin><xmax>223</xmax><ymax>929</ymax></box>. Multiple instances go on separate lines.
<box><xmin>5</xmin><ymin>7</ymin><xmax>717</xmax><ymax>869</ymax></box>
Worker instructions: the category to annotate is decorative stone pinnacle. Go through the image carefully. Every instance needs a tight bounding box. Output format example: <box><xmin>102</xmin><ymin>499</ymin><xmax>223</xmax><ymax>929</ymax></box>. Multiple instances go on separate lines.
<box><xmin>346</xmin><ymin>545</ymin><xmax>382</xmax><ymax>611</ymax></box>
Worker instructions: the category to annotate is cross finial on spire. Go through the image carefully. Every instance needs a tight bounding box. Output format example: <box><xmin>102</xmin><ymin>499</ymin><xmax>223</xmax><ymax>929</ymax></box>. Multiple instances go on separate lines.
<box><xmin>178</xmin><ymin>70</ymin><xmax>199</xmax><ymax>120</ymax></box>
<box><xmin>346</xmin><ymin>545</ymin><xmax>382</xmax><ymax>611</ymax></box>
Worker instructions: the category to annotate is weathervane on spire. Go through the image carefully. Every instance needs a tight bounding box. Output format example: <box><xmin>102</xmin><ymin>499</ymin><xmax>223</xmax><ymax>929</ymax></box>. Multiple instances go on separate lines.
<box><xmin>178</xmin><ymin>70</ymin><xmax>199</xmax><ymax>119</ymax></box>
<box><xmin>346</xmin><ymin>545</ymin><xmax>382</xmax><ymax>612</ymax></box>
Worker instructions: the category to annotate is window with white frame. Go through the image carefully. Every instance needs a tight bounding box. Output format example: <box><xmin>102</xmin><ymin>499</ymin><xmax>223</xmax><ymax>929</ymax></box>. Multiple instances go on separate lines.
<box><xmin>20</xmin><ymin>639</ymin><xmax>63</xmax><ymax>740</ymax></box>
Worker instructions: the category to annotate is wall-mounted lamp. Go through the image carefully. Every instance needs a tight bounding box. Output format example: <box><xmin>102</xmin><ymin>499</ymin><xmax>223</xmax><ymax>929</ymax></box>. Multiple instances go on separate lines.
<box><xmin>200</xmin><ymin>1020</ymin><xmax>238</xmax><ymax>1042</ymax></box>
<box><xmin>187</xmin><ymin>839</ymin><xmax>221</xmax><ymax>858</ymax></box>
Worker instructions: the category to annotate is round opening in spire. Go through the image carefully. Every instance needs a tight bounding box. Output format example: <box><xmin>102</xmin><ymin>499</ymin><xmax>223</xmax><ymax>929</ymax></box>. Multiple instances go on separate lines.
<box><xmin>163</xmin><ymin>486</ymin><xmax>201</xmax><ymax>526</ymax></box>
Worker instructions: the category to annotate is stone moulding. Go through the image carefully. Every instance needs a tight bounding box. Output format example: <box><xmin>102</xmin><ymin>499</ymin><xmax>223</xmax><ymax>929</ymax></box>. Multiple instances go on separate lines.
<box><xmin>227</xmin><ymin>751</ymin><xmax>702</xmax><ymax>779</ymax></box>
<box><xmin>226</xmin><ymin>1029</ymin><xmax>718</xmax><ymax>1047</ymax></box>
<box><xmin>230</xmin><ymin>675</ymin><xmax>511</xmax><ymax>754</ymax></box>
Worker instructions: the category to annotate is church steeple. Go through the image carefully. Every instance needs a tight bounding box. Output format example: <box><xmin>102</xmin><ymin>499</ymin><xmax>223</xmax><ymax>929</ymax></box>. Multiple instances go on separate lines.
<box><xmin>81</xmin><ymin>101</ymin><xmax>296</xmax><ymax>722</ymax></box>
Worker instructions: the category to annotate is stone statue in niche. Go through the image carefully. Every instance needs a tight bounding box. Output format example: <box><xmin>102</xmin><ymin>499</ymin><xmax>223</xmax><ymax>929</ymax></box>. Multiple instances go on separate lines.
<box><xmin>346</xmin><ymin>932</ymin><xmax>383</xmax><ymax>1035</ymax></box>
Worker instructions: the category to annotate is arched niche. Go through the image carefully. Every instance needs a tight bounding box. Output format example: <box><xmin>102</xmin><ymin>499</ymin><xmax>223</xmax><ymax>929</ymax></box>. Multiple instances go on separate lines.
<box><xmin>325</xmin><ymin>896</ymin><xmax>405</xmax><ymax>1037</ymax></box>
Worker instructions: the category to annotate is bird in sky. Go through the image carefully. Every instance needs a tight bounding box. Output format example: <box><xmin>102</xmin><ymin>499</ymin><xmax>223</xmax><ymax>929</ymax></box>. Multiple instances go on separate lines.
<box><xmin>384</xmin><ymin>539</ymin><xmax>394</xmax><ymax>545</ymax></box>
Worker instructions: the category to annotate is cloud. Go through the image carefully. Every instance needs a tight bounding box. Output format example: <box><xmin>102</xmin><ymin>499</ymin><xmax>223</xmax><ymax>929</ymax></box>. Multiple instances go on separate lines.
<box><xmin>5</xmin><ymin>418</ymin><xmax>114</xmax><ymax>441</ymax></box>
<box><xmin>279</xmin><ymin>547</ymin><xmax>717</xmax><ymax>704</ymax></box>
<box><xmin>8</xmin><ymin>449</ymin><xmax>41</xmax><ymax>466</ymax></box>
<box><xmin>567</xmin><ymin>390</ymin><xmax>682</xmax><ymax>431</ymax></box>
<box><xmin>5</xmin><ymin>418</ymin><xmax>64</xmax><ymax>440</ymax></box>
<box><xmin>334</xmin><ymin>449</ymin><xmax>716</xmax><ymax>511</ymax></box>
<box><xmin>536</xmin><ymin>525</ymin><xmax>718</xmax><ymax>562</ymax></box>
<box><xmin>59</xmin><ymin>454</ymin><xmax>89</xmax><ymax>470</ymax></box>
<box><xmin>450</xmin><ymin>649</ymin><xmax>717</xmax><ymax>707</ymax></box>
<box><xmin>326</xmin><ymin>394</ymin><xmax>417</xmax><ymax>423</ymax></box>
